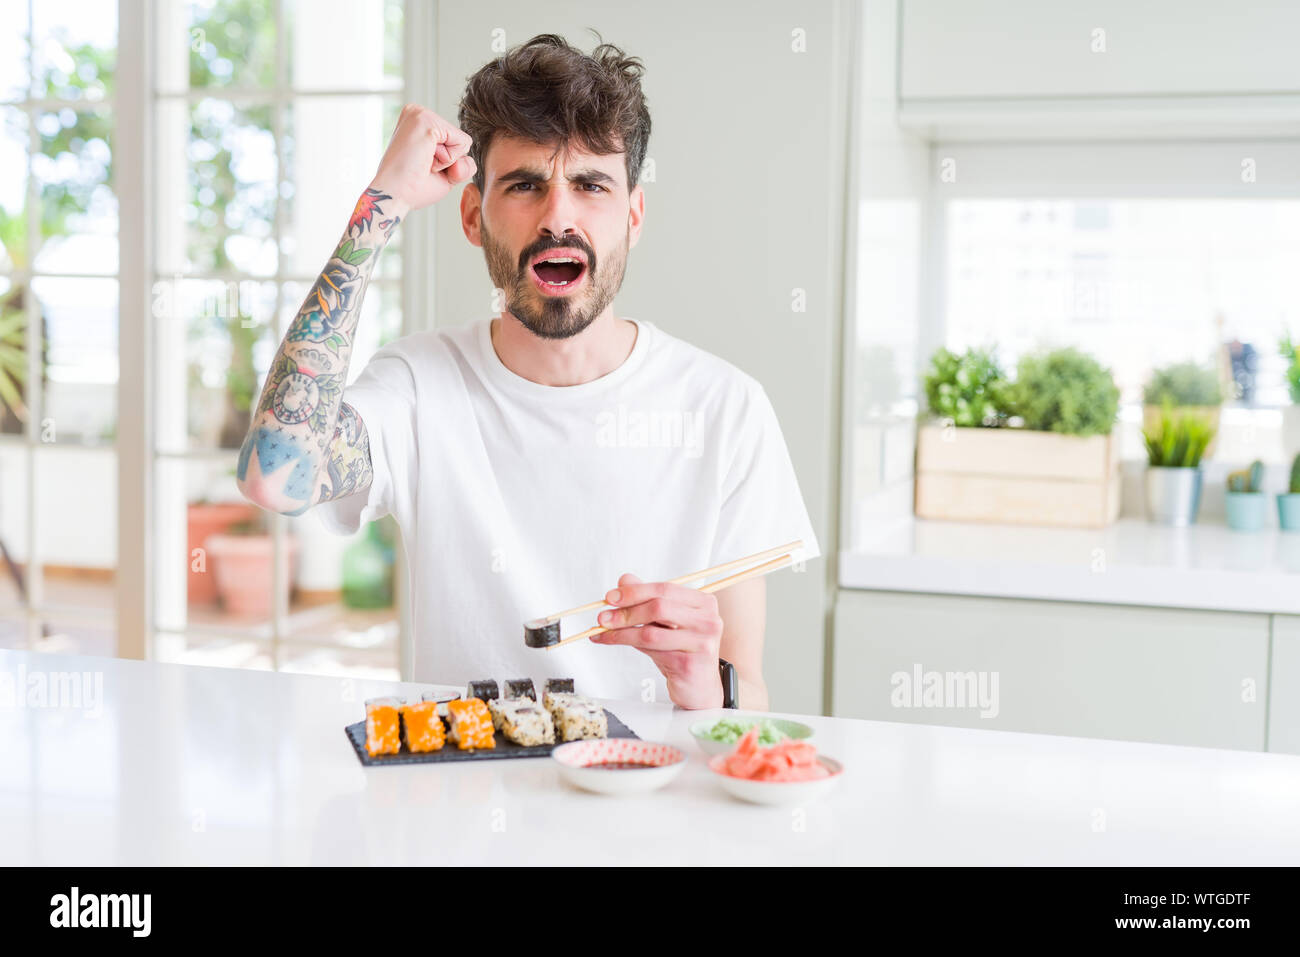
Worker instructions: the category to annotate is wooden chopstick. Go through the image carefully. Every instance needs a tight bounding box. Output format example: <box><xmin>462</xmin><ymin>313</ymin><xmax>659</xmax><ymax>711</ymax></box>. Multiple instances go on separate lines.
<box><xmin>544</xmin><ymin>551</ymin><xmax>797</xmax><ymax>651</ymax></box>
<box><xmin>536</xmin><ymin>540</ymin><xmax>803</xmax><ymax>625</ymax></box>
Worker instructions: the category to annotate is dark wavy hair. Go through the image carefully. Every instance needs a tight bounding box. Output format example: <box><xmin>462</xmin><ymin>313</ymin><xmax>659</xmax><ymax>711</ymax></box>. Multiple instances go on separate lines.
<box><xmin>457</xmin><ymin>32</ymin><xmax>652</xmax><ymax>193</ymax></box>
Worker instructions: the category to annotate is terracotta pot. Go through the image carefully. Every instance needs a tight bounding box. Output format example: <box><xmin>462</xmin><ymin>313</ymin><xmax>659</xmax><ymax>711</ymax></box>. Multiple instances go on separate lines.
<box><xmin>187</xmin><ymin>503</ymin><xmax>257</xmax><ymax>604</ymax></box>
<box><xmin>205</xmin><ymin>533</ymin><xmax>299</xmax><ymax>619</ymax></box>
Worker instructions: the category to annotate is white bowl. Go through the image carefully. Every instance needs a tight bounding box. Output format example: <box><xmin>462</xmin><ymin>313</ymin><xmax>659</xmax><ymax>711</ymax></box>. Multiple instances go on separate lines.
<box><xmin>551</xmin><ymin>739</ymin><xmax>686</xmax><ymax>795</ymax></box>
<box><xmin>689</xmin><ymin>716</ymin><xmax>815</xmax><ymax>756</ymax></box>
<box><xmin>707</xmin><ymin>754</ymin><xmax>844</xmax><ymax>806</ymax></box>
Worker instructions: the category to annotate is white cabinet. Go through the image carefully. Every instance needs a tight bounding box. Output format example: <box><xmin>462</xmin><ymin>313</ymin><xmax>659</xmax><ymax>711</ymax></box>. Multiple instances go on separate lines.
<box><xmin>833</xmin><ymin>590</ymin><xmax>1269</xmax><ymax>751</ymax></box>
<box><xmin>1270</xmin><ymin>616</ymin><xmax>1300</xmax><ymax>755</ymax></box>
<box><xmin>901</xmin><ymin>0</ymin><xmax>1300</xmax><ymax>100</ymax></box>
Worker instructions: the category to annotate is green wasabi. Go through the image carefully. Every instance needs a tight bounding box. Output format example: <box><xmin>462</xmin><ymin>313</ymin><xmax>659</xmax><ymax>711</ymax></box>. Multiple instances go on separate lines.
<box><xmin>703</xmin><ymin>717</ymin><xmax>787</xmax><ymax>746</ymax></box>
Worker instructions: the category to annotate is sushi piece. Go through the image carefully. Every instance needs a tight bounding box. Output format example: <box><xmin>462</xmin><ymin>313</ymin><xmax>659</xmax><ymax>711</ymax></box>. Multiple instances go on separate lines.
<box><xmin>485</xmin><ymin>696</ymin><xmax>511</xmax><ymax>731</ymax></box>
<box><xmin>421</xmin><ymin>690</ymin><xmax>460</xmax><ymax>704</ymax></box>
<box><xmin>467</xmin><ymin>679</ymin><xmax>499</xmax><ymax>704</ymax></box>
<box><xmin>364</xmin><ymin>696</ymin><xmax>403</xmax><ymax>757</ymax></box>
<box><xmin>542</xmin><ymin>690</ymin><xmax>580</xmax><ymax>717</ymax></box>
<box><xmin>524</xmin><ymin>619</ymin><xmax>561</xmax><ymax>647</ymax></box>
<box><xmin>400</xmin><ymin>699</ymin><xmax>446</xmax><ymax>753</ymax></box>
<box><xmin>504</xmin><ymin>678</ymin><xmax>536</xmax><ymax>701</ymax></box>
<box><xmin>446</xmin><ymin>698</ymin><xmax>495</xmax><ymax>750</ymax></box>
<box><xmin>544</xmin><ymin>677</ymin><xmax>574</xmax><ymax>695</ymax></box>
<box><xmin>553</xmin><ymin>697</ymin><xmax>608</xmax><ymax>743</ymax></box>
<box><xmin>422</xmin><ymin>691</ymin><xmax>460</xmax><ymax>730</ymax></box>
<box><xmin>500</xmin><ymin>699</ymin><xmax>555</xmax><ymax>747</ymax></box>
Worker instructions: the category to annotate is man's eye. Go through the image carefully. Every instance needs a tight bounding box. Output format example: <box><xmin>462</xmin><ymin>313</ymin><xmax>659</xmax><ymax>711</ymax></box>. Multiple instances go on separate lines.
<box><xmin>508</xmin><ymin>183</ymin><xmax>533</xmax><ymax>192</ymax></box>
<box><xmin>581</xmin><ymin>183</ymin><xmax>605</xmax><ymax>192</ymax></box>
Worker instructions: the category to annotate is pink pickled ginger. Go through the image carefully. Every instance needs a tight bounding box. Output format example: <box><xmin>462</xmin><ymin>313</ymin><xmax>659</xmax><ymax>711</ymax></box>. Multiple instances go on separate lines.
<box><xmin>717</xmin><ymin>725</ymin><xmax>831</xmax><ymax>782</ymax></box>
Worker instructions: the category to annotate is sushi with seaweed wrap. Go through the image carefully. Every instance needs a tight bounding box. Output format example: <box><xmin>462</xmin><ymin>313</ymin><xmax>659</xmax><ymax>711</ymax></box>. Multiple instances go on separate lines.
<box><xmin>446</xmin><ymin>698</ymin><xmax>495</xmax><ymax>750</ymax></box>
<box><xmin>524</xmin><ymin>619</ymin><xmax>561</xmax><ymax>647</ymax></box>
<box><xmin>544</xmin><ymin>677</ymin><xmax>574</xmax><ymax>695</ymax></box>
<box><xmin>504</xmin><ymin>678</ymin><xmax>536</xmax><ymax>701</ymax></box>
<box><xmin>467</xmin><ymin>679</ymin><xmax>499</xmax><ymax>704</ymax></box>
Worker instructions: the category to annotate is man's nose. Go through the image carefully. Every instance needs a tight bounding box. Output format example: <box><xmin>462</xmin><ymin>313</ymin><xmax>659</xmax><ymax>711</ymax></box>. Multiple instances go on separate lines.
<box><xmin>536</xmin><ymin>183</ymin><xmax>581</xmax><ymax>241</ymax></box>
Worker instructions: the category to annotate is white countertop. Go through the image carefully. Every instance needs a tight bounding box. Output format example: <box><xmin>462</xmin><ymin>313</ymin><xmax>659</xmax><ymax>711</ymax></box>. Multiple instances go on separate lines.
<box><xmin>2</xmin><ymin>650</ymin><xmax>1298</xmax><ymax>865</ymax></box>
<box><xmin>841</xmin><ymin>517</ymin><xmax>1300</xmax><ymax>615</ymax></box>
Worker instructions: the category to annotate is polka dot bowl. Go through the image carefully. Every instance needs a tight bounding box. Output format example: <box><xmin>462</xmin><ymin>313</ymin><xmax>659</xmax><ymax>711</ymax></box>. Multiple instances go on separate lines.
<box><xmin>551</xmin><ymin>739</ymin><xmax>687</xmax><ymax>795</ymax></box>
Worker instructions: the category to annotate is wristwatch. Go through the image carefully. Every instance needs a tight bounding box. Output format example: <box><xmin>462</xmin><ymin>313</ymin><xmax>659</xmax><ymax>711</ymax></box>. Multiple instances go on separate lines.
<box><xmin>719</xmin><ymin>658</ymin><xmax>739</xmax><ymax>709</ymax></box>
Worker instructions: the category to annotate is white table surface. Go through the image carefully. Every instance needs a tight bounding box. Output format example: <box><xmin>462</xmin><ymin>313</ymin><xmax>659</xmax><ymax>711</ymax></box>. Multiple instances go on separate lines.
<box><xmin>2</xmin><ymin>650</ymin><xmax>1299</xmax><ymax>865</ymax></box>
<box><xmin>841</xmin><ymin>517</ymin><xmax>1300</xmax><ymax>615</ymax></box>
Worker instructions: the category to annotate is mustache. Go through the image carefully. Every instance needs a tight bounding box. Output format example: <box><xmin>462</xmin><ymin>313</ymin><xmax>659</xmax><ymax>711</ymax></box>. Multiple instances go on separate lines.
<box><xmin>518</xmin><ymin>239</ymin><xmax>597</xmax><ymax>274</ymax></box>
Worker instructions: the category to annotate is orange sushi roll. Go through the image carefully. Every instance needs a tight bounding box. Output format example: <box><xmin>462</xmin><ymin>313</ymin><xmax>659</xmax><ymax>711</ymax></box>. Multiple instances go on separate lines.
<box><xmin>401</xmin><ymin>699</ymin><xmax>446</xmax><ymax>753</ymax></box>
<box><xmin>446</xmin><ymin>698</ymin><xmax>495</xmax><ymax>750</ymax></box>
<box><xmin>364</xmin><ymin>696</ymin><xmax>403</xmax><ymax>756</ymax></box>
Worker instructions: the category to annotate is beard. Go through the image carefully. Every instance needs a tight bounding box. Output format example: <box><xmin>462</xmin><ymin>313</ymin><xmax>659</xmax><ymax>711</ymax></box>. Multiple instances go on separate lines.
<box><xmin>481</xmin><ymin>222</ymin><xmax>629</xmax><ymax>340</ymax></box>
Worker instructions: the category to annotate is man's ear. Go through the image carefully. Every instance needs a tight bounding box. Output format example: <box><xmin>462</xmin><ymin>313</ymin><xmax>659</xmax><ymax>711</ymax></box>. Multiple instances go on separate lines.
<box><xmin>461</xmin><ymin>182</ymin><xmax>483</xmax><ymax>247</ymax></box>
<box><xmin>627</xmin><ymin>183</ymin><xmax>645</xmax><ymax>250</ymax></box>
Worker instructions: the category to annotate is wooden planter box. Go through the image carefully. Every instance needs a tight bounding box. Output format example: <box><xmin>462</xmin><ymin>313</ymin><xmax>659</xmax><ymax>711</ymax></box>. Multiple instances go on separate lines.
<box><xmin>914</xmin><ymin>424</ymin><xmax>1121</xmax><ymax>528</ymax></box>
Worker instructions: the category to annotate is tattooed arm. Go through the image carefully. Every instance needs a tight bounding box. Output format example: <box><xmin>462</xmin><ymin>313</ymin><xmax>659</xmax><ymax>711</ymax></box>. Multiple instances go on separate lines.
<box><xmin>236</xmin><ymin>104</ymin><xmax>476</xmax><ymax>516</ymax></box>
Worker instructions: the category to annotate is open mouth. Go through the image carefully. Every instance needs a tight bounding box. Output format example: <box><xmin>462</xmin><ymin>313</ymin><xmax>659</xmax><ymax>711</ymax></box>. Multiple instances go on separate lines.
<box><xmin>531</xmin><ymin>257</ymin><xmax>587</xmax><ymax>288</ymax></box>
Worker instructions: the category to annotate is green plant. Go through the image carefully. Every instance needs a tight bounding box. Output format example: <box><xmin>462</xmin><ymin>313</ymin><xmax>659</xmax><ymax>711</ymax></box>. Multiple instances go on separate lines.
<box><xmin>922</xmin><ymin>346</ymin><xmax>1010</xmax><ymax>427</ymax></box>
<box><xmin>1281</xmin><ymin>334</ymin><xmax>1300</xmax><ymax>405</ymax></box>
<box><xmin>1290</xmin><ymin>454</ymin><xmax>1300</xmax><ymax>495</ymax></box>
<box><xmin>1142</xmin><ymin>361</ymin><xmax>1223</xmax><ymax>407</ymax></box>
<box><xmin>1142</xmin><ymin>404</ymin><xmax>1215</xmax><ymax>467</ymax></box>
<box><xmin>226</xmin><ymin>511</ymin><xmax>270</xmax><ymax>536</ymax></box>
<box><xmin>0</xmin><ymin>308</ymin><xmax>28</xmax><ymax>425</ymax></box>
<box><xmin>1227</xmin><ymin>460</ymin><xmax>1265</xmax><ymax>493</ymax></box>
<box><xmin>1005</xmin><ymin>348</ymin><xmax>1119</xmax><ymax>436</ymax></box>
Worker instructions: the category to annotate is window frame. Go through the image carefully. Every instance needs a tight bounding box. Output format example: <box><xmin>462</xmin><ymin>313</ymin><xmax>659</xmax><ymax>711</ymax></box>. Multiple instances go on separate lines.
<box><xmin>114</xmin><ymin>0</ymin><xmax>431</xmax><ymax>671</ymax></box>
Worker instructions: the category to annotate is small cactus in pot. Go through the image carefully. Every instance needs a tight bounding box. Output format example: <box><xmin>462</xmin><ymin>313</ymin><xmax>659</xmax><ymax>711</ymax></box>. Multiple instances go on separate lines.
<box><xmin>1225</xmin><ymin>458</ymin><xmax>1268</xmax><ymax>532</ymax></box>
<box><xmin>1279</xmin><ymin>453</ymin><xmax>1300</xmax><ymax>532</ymax></box>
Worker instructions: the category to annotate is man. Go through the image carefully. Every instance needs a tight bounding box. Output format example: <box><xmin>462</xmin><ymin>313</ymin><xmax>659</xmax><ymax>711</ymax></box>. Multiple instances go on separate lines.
<box><xmin>237</xmin><ymin>34</ymin><xmax>817</xmax><ymax>710</ymax></box>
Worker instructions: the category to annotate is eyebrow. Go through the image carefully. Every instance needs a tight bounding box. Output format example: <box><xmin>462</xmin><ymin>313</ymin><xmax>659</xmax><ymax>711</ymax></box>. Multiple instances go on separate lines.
<box><xmin>496</xmin><ymin>166</ymin><xmax>619</xmax><ymax>189</ymax></box>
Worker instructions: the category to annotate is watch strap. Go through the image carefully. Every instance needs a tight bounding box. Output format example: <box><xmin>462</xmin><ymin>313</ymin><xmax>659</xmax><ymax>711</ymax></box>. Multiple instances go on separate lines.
<box><xmin>719</xmin><ymin>658</ymin><xmax>739</xmax><ymax>709</ymax></box>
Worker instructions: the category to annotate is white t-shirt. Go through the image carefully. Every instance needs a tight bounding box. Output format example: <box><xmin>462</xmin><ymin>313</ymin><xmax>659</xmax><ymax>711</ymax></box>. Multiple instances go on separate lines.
<box><xmin>315</xmin><ymin>317</ymin><xmax>819</xmax><ymax>702</ymax></box>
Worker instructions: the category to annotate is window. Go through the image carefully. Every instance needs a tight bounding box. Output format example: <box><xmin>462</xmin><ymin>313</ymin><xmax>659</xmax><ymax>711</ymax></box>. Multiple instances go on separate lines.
<box><xmin>0</xmin><ymin>0</ymin><xmax>119</xmax><ymax>656</ymax></box>
<box><xmin>945</xmin><ymin>198</ymin><xmax>1300</xmax><ymax>462</ymax></box>
<box><xmin>2</xmin><ymin>0</ymin><xmax>415</xmax><ymax>678</ymax></box>
<box><xmin>149</xmin><ymin>0</ymin><xmax>407</xmax><ymax>679</ymax></box>
<box><xmin>844</xmin><ymin>136</ymin><xmax>1300</xmax><ymax>549</ymax></box>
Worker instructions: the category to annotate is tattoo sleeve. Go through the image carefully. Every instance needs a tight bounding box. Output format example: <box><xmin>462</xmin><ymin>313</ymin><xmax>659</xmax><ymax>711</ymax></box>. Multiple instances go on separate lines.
<box><xmin>236</xmin><ymin>187</ymin><xmax>402</xmax><ymax>515</ymax></box>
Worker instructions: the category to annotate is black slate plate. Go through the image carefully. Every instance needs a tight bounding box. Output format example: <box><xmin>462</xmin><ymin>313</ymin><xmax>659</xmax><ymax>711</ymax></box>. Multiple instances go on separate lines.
<box><xmin>345</xmin><ymin>709</ymin><xmax>640</xmax><ymax>767</ymax></box>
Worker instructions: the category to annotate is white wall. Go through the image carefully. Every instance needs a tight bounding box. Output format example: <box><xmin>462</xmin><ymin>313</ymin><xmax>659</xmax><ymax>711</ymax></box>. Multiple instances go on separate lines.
<box><xmin>841</xmin><ymin>0</ymin><xmax>932</xmax><ymax>560</ymax></box>
<box><xmin>429</xmin><ymin>0</ymin><xmax>853</xmax><ymax>712</ymax></box>
<box><xmin>900</xmin><ymin>0</ymin><xmax>1300</xmax><ymax>99</ymax></box>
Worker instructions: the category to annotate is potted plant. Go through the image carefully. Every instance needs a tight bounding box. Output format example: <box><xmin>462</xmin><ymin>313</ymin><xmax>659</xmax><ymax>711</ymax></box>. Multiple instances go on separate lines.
<box><xmin>187</xmin><ymin>495</ymin><xmax>258</xmax><ymax>605</ymax></box>
<box><xmin>1142</xmin><ymin>404</ymin><xmax>1215</xmax><ymax>526</ymax></box>
<box><xmin>915</xmin><ymin>346</ymin><xmax>1122</xmax><ymax>528</ymax></box>
<box><xmin>1280</xmin><ymin>334</ymin><xmax>1300</xmax><ymax>463</ymax></box>
<box><xmin>1141</xmin><ymin>360</ymin><xmax>1223</xmax><ymax>458</ymax></box>
<box><xmin>921</xmin><ymin>346</ymin><xmax>1009</xmax><ymax>428</ymax></box>
<box><xmin>1224</xmin><ymin>460</ymin><xmax>1268</xmax><ymax>532</ymax></box>
<box><xmin>205</xmin><ymin>510</ymin><xmax>299</xmax><ymax>619</ymax></box>
<box><xmin>1277</xmin><ymin>454</ymin><xmax>1300</xmax><ymax>532</ymax></box>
